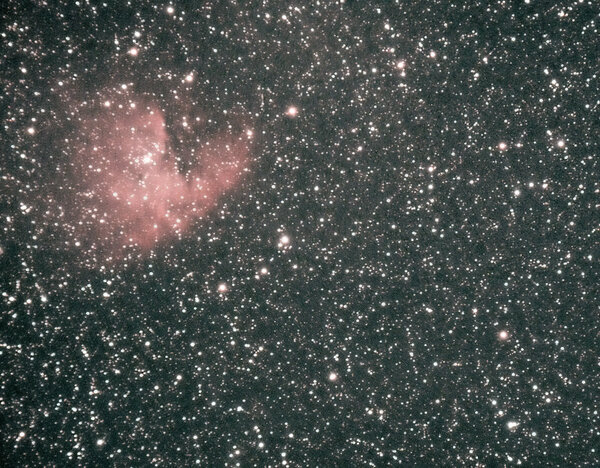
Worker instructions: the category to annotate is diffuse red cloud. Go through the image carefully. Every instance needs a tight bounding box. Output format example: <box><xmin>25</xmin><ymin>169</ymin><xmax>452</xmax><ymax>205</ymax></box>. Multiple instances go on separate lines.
<box><xmin>69</xmin><ymin>100</ymin><xmax>251</xmax><ymax>263</ymax></box>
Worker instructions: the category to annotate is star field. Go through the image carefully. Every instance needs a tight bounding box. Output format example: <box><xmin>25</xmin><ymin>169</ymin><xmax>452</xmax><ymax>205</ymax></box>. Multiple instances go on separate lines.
<box><xmin>1</xmin><ymin>1</ymin><xmax>599</xmax><ymax>466</ymax></box>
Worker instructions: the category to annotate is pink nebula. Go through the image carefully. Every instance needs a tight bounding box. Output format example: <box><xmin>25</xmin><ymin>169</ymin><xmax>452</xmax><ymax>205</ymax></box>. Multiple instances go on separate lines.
<box><xmin>69</xmin><ymin>101</ymin><xmax>251</xmax><ymax>263</ymax></box>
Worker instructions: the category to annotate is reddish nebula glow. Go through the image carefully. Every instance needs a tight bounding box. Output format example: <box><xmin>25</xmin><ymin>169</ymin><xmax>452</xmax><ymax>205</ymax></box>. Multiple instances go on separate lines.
<box><xmin>69</xmin><ymin>100</ymin><xmax>251</xmax><ymax>263</ymax></box>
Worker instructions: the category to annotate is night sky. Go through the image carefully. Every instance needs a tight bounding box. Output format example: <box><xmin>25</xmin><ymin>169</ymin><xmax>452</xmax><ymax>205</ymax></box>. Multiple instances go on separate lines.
<box><xmin>1</xmin><ymin>0</ymin><xmax>599</xmax><ymax>466</ymax></box>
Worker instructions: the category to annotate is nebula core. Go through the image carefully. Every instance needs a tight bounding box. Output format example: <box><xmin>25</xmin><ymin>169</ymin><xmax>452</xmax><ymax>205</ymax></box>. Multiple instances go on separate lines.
<box><xmin>68</xmin><ymin>99</ymin><xmax>251</xmax><ymax>263</ymax></box>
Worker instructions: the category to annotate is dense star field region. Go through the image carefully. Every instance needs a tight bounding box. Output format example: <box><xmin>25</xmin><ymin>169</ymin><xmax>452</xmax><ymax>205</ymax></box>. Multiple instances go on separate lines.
<box><xmin>1</xmin><ymin>0</ymin><xmax>599</xmax><ymax>466</ymax></box>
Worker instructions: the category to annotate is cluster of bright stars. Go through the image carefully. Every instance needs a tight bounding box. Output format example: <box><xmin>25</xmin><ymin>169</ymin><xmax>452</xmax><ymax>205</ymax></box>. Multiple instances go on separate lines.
<box><xmin>498</xmin><ymin>139</ymin><xmax>565</xmax><ymax>151</ymax></box>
